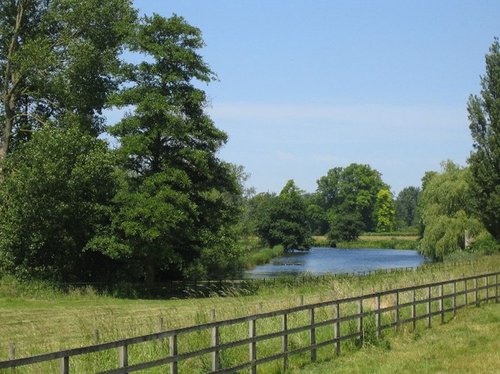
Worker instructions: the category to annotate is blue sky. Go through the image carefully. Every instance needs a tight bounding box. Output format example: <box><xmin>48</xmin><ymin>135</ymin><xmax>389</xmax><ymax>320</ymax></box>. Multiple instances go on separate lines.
<box><xmin>129</xmin><ymin>0</ymin><xmax>500</xmax><ymax>195</ymax></box>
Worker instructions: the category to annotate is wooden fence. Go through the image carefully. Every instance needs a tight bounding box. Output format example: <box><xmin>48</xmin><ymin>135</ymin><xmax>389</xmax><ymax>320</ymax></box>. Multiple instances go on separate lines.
<box><xmin>1</xmin><ymin>271</ymin><xmax>498</xmax><ymax>373</ymax></box>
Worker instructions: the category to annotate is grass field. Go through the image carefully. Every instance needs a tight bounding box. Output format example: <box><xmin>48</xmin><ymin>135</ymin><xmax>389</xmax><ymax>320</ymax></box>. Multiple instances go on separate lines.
<box><xmin>292</xmin><ymin>303</ymin><xmax>500</xmax><ymax>373</ymax></box>
<box><xmin>1</xmin><ymin>255</ymin><xmax>499</xmax><ymax>372</ymax></box>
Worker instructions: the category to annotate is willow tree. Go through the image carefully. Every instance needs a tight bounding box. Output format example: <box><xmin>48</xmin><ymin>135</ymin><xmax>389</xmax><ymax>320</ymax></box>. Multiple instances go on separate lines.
<box><xmin>419</xmin><ymin>161</ymin><xmax>483</xmax><ymax>260</ymax></box>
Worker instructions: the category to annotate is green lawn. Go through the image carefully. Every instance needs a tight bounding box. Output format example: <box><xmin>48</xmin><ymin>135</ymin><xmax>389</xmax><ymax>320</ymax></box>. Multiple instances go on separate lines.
<box><xmin>293</xmin><ymin>303</ymin><xmax>500</xmax><ymax>373</ymax></box>
<box><xmin>0</xmin><ymin>255</ymin><xmax>499</xmax><ymax>372</ymax></box>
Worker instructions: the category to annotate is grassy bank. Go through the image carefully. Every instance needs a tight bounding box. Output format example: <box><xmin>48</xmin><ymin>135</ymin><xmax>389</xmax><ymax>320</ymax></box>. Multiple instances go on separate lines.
<box><xmin>1</xmin><ymin>254</ymin><xmax>499</xmax><ymax>372</ymax></box>
<box><xmin>293</xmin><ymin>303</ymin><xmax>500</xmax><ymax>373</ymax></box>
<box><xmin>244</xmin><ymin>245</ymin><xmax>284</xmax><ymax>269</ymax></box>
<box><xmin>313</xmin><ymin>235</ymin><xmax>419</xmax><ymax>250</ymax></box>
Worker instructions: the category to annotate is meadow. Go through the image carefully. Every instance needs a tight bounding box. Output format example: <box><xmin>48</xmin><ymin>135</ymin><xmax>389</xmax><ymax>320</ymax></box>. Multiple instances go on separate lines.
<box><xmin>1</xmin><ymin>255</ymin><xmax>499</xmax><ymax>372</ymax></box>
<box><xmin>294</xmin><ymin>302</ymin><xmax>500</xmax><ymax>373</ymax></box>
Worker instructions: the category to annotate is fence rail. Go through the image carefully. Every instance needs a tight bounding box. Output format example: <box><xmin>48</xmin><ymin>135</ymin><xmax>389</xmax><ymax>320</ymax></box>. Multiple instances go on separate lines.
<box><xmin>1</xmin><ymin>271</ymin><xmax>498</xmax><ymax>373</ymax></box>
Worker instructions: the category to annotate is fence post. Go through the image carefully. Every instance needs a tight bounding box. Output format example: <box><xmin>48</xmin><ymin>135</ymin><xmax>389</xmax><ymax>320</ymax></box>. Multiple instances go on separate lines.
<box><xmin>375</xmin><ymin>295</ymin><xmax>381</xmax><ymax>338</ymax></box>
<box><xmin>474</xmin><ymin>278</ymin><xmax>479</xmax><ymax>307</ymax></box>
<box><xmin>8</xmin><ymin>343</ymin><xmax>15</xmax><ymax>360</ymax></box>
<box><xmin>486</xmin><ymin>276</ymin><xmax>489</xmax><ymax>303</ymax></box>
<box><xmin>170</xmin><ymin>334</ymin><xmax>178</xmax><ymax>374</ymax></box>
<box><xmin>496</xmin><ymin>274</ymin><xmax>498</xmax><ymax>303</ymax></box>
<box><xmin>358</xmin><ymin>299</ymin><xmax>363</xmax><ymax>346</ymax></box>
<box><xmin>310</xmin><ymin>307</ymin><xmax>316</xmax><ymax>362</ymax></box>
<box><xmin>118</xmin><ymin>345</ymin><xmax>128</xmax><ymax>371</ymax></box>
<box><xmin>439</xmin><ymin>284</ymin><xmax>444</xmax><ymax>324</ymax></box>
<box><xmin>453</xmin><ymin>281</ymin><xmax>457</xmax><ymax>315</ymax></box>
<box><xmin>334</xmin><ymin>303</ymin><xmax>341</xmax><ymax>355</ymax></box>
<box><xmin>210</xmin><ymin>310</ymin><xmax>219</xmax><ymax>372</ymax></box>
<box><xmin>282</xmin><ymin>313</ymin><xmax>288</xmax><ymax>370</ymax></box>
<box><xmin>412</xmin><ymin>289</ymin><xmax>416</xmax><ymax>331</ymax></box>
<box><xmin>158</xmin><ymin>316</ymin><xmax>165</xmax><ymax>346</ymax></box>
<box><xmin>395</xmin><ymin>291</ymin><xmax>400</xmax><ymax>330</ymax></box>
<box><xmin>427</xmin><ymin>286</ymin><xmax>432</xmax><ymax>328</ymax></box>
<box><xmin>249</xmin><ymin>319</ymin><xmax>256</xmax><ymax>374</ymax></box>
<box><xmin>465</xmin><ymin>278</ymin><xmax>469</xmax><ymax>306</ymax></box>
<box><xmin>60</xmin><ymin>356</ymin><xmax>69</xmax><ymax>374</ymax></box>
<box><xmin>300</xmin><ymin>295</ymin><xmax>304</xmax><ymax>306</ymax></box>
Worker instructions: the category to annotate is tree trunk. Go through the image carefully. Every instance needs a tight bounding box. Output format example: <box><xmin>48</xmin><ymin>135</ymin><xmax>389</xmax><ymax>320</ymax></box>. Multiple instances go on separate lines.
<box><xmin>144</xmin><ymin>257</ymin><xmax>156</xmax><ymax>285</ymax></box>
<box><xmin>0</xmin><ymin>99</ymin><xmax>14</xmax><ymax>163</ymax></box>
<box><xmin>1</xmin><ymin>1</ymin><xmax>24</xmax><ymax>164</ymax></box>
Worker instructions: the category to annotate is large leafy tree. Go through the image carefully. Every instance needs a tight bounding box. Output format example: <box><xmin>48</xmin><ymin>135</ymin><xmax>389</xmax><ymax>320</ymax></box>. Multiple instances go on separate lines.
<box><xmin>254</xmin><ymin>180</ymin><xmax>312</xmax><ymax>251</ymax></box>
<box><xmin>467</xmin><ymin>38</ymin><xmax>500</xmax><ymax>239</ymax></box>
<box><xmin>0</xmin><ymin>126</ymin><xmax>116</xmax><ymax>281</ymax></box>
<box><xmin>395</xmin><ymin>186</ymin><xmax>420</xmax><ymax>228</ymax></box>
<box><xmin>95</xmin><ymin>15</ymin><xmax>242</xmax><ymax>282</ymax></box>
<box><xmin>374</xmin><ymin>188</ymin><xmax>396</xmax><ymax>232</ymax></box>
<box><xmin>327</xmin><ymin>210</ymin><xmax>364</xmax><ymax>244</ymax></box>
<box><xmin>0</xmin><ymin>0</ymin><xmax>135</xmax><ymax>161</ymax></box>
<box><xmin>419</xmin><ymin>161</ymin><xmax>483</xmax><ymax>260</ymax></box>
<box><xmin>317</xmin><ymin>163</ymin><xmax>387</xmax><ymax>237</ymax></box>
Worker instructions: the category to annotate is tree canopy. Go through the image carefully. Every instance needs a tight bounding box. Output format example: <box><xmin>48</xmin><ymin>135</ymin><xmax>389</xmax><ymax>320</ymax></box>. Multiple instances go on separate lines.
<box><xmin>0</xmin><ymin>126</ymin><xmax>116</xmax><ymax>281</ymax></box>
<box><xmin>92</xmin><ymin>14</ymin><xmax>242</xmax><ymax>282</ymax></box>
<box><xmin>253</xmin><ymin>180</ymin><xmax>312</xmax><ymax>251</ymax></box>
<box><xmin>0</xmin><ymin>3</ymin><xmax>243</xmax><ymax>283</ymax></box>
<box><xmin>317</xmin><ymin>163</ymin><xmax>388</xmax><ymax>241</ymax></box>
<box><xmin>395</xmin><ymin>186</ymin><xmax>420</xmax><ymax>228</ymax></box>
<box><xmin>0</xmin><ymin>0</ymin><xmax>135</xmax><ymax>160</ymax></box>
<box><xmin>374</xmin><ymin>188</ymin><xmax>396</xmax><ymax>232</ymax></box>
<box><xmin>467</xmin><ymin>38</ymin><xmax>500</xmax><ymax>240</ymax></box>
<box><xmin>418</xmin><ymin>161</ymin><xmax>483</xmax><ymax>260</ymax></box>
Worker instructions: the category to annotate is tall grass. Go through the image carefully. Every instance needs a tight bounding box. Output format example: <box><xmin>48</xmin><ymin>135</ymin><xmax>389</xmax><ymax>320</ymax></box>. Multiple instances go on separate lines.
<box><xmin>244</xmin><ymin>245</ymin><xmax>284</xmax><ymax>269</ymax></box>
<box><xmin>312</xmin><ymin>236</ymin><xmax>418</xmax><ymax>250</ymax></box>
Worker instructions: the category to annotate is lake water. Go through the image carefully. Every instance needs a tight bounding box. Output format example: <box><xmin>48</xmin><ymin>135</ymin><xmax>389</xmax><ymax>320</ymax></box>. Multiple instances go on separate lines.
<box><xmin>244</xmin><ymin>247</ymin><xmax>426</xmax><ymax>279</ymax></box>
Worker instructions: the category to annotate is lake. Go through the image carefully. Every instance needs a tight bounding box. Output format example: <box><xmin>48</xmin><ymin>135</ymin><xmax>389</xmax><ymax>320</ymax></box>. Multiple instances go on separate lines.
<box><xmin>244</xmin><ymin>247</ymin><xmax>426</xmax><ymax>279</ymax></box>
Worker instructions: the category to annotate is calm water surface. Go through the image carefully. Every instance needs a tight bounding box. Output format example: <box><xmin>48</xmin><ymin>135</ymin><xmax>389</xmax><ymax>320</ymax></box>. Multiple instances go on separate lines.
<box><xmin>245</xmin><ymin>247</ymin><xmax>426</xmax><ymax>279</ymax></box>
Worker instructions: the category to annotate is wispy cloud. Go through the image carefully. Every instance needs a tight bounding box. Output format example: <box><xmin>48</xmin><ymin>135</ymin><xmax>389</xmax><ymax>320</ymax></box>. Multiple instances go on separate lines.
<box><xmin>208</xmin><ymin>102</ymin><xmax>466</xmax><ymax>130</ymax></box>
<box><xmin>276</xmin><ymin>151</ymin><xmax>296</xmax><ymax>161</ymax></box>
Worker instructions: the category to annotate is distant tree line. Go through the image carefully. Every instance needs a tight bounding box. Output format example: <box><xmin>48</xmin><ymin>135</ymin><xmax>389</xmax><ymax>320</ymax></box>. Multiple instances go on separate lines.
<box><xmin>242</xmin><ymin>163</ymin><xmax>421</xmax><ymax>250</ymax></box>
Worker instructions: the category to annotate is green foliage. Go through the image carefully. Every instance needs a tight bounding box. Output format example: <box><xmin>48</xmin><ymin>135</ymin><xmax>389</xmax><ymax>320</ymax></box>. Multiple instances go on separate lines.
<box><xmin>254</xmin><ymin>180</ymin><xmax>312</xmax><ymax>251</ymax></box>
<box><xmin>303</xmin><ymin>193</ymin><xmax>329</xmax><ymax>235</ymax></box>
<box><xmin>94</xmin><ymin>14</ymin><xmax>243</xmax><ymax>282</ymax></box>
<box><xmin>374</xmin><ymin>188</ymin><xmax>396</xmax><ymax>232</ymax></box>
<box><xmin>418</xmin><ymin>161</ymin><xmax>484</xmax><ymax>260</ymax></box>
<box><xmin>0</xmin><ymin>0</ymin><xmax>136</xmax><ymax>158</ymax></box>
<box><xmin>0</xmin><ymin>126</ymin><xmax>116</xmax><ymax>281</ymax></box>
<box><xmin>467</xmin><ymin>38</ymin><xmax>500</xmax><ymax>240</ymax></box>
<box><xmin>327</xmin><ymin>210</ymin><xmax>364</xmax><ymax>244</ymax></box>
<box><xmin>313</xmin><ymin>236</ymin><xmax>418</xmax><ymax>250</ymax></box>
<box><xmin>317</xmin><ymin>163</ymin><xmax>388</xmax><ymax>238</ymax></box>
<box><xmin>395</xmin><ymin>186</ymin><xmax>420</xmax><ymax>228</ymax></box>
<box><xmin>244</xmin><ymin>245</ymin><xmax>284</xmax><ymax>269</ymax></box>
<box><xmin>468</xmin><ymin>232</ymin><xmax>500</xmax><ymax>255</ymax></box>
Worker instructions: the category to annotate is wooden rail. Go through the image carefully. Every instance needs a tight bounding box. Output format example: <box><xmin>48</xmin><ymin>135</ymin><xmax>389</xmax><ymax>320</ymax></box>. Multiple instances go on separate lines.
<box><xmin>1</xmin><ymin>271</ymin><xmax>498</xmax><ymax>373</ymax></box>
